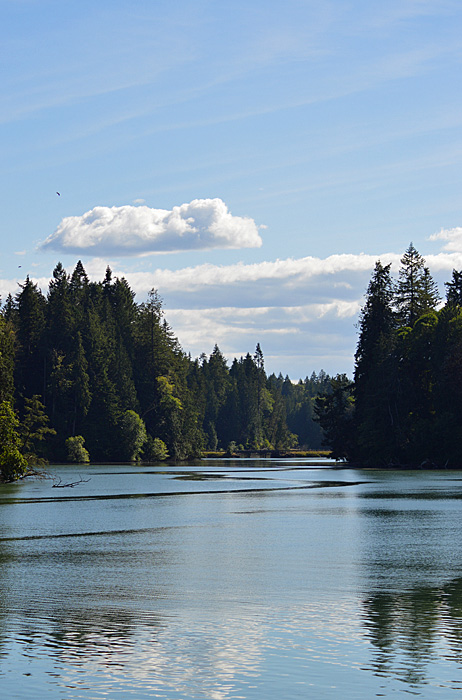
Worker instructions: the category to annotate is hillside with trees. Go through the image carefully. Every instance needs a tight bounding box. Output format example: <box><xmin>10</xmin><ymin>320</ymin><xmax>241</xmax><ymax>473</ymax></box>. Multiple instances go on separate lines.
<box><xmin>0</xmin><ymin>261</ymin><xmax>328</xmax><ymax>479</ymax></box>
<box><xmin>315</xmin><ymin>243</ymin><xmax>462</xmax><ymax>467</ymax></box>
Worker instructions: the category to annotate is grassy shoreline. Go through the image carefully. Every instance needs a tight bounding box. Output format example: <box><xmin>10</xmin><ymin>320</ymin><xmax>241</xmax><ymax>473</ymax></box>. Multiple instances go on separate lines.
<box><xmin>202</xmin><ymin>450</ymin><xmax>333</xmax><ymax>459</ymax></box>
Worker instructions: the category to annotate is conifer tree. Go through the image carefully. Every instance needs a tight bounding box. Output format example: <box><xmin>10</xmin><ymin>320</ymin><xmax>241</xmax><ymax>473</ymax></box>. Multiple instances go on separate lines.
<box><xmin>200</xmin><ymin>345</ymin><xmax>230</xmax><ymax>448</ymax></box>
<box><xmin>19</xmin><ymin>395</ymin><xmax>56</xmax><ymax>464</ymax></box>
<box><xmin>47</xmin><ymin>263</ymin><xmax>73</xmax><ymax>352</ymax></box>
<box><xmin>0</xmin><ymin>314</ymin><xmax>15</xmax><ymax>404</ymax></box>
<box><xmin>394</xmin><ymin>244</ymin><xmax>438</xmax><ymax>325</ymax></box>
<box><xmin>15</xmin><ymin>276</ymin><xmax>47</xmax><ymax>400</ymax></box>
<box><xmin>314</xmin><ymin>375</ymin><xmax>355</xmax><ymax>460</ymax></box>
<box><xmin>354</xmin><ymin>261</ymin><xmax>399</xmax><ymax>463</ymax></box>
<box><xmin>421</xmin><ymin>267</ymin><xmax>441</xmax><ymax>313</ymax></box>
<box><xmin>445</xmin><ymin>269</ymin><xmax>462</xmax><ymax>306</ymax></box>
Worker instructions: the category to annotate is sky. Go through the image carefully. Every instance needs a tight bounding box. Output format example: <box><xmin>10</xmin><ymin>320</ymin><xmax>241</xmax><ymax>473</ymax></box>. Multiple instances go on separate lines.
<box><xmin>2</xmin><ymin>0</ymin><xmax>462</xmax><ymax>379</ymax></box>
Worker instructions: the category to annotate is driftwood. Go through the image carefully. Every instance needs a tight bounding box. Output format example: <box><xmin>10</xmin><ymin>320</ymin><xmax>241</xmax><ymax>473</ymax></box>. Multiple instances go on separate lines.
<box><xmin>52</xmin><ymin>475</ymin><xmax>90</xmax><ymax>488</ymax></box>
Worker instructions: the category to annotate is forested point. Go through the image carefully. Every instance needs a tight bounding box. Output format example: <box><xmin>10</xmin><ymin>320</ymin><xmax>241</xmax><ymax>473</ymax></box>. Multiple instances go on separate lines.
<box><xmin>0</xmin><ymin>261</ymin><xmax>329</xmax><ymax>480</ymax></box>
<box><xmin>315</xmin><ymin>243</ymin><xmax>462</xmax><ymax>468</ymax></box>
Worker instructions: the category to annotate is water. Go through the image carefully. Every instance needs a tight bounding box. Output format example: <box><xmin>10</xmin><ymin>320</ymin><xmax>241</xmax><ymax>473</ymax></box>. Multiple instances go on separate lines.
<box><xmin>1</xmin><ymin>460</ymin><xmax>462</xmax><ymax>699</ymax></box>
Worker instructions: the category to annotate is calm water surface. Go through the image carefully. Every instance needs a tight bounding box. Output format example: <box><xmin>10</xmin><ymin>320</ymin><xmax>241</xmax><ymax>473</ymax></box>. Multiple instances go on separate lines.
<box><xmin>1</xmin><ymin>459</ymin><xmax>462</xmax><ymax>699</ymax></box>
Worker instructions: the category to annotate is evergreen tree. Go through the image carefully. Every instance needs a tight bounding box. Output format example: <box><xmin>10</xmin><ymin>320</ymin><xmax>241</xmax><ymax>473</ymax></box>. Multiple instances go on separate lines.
<box><xmin>354</xmin><ymin>261</ymin><xmax>400</xmax><ymax>463</ymax></box>
<box><xmin>445</xmin><ymin>269</ymin><xmax>462</xmax><ymax>307</ymax></box>
<box><xmin>421</xmin><ymin>267</ymin><xmax>441</xmax><ymax>312</ymax></box>
<box><xmin>2</xmin><ymin>294</ymin><xmax>18</xmax><ymax>325</ymax></box>
<box><xmin>283</xmin><ymin>378</ymin><xmax>324</xmax><ymax>448</ymax></box>
<box><xmin>81</xmin><ymin>302</ymin><xmax>121</xmax><ymax>460</ymax></box>
<box><xmin>253</xmin><ymin>343</ymin><xmax>267</xmax><ymax>447</ymax></box>
<box><xmin>15</xmin><ymin>277</ymin><xmax>47</xmax><ymax>401</ymax></box>
<box><xmin>133</xmin><ymin>289</ymin><xmax>202</xmax><ymax>458</ymax></box>
<box><xmin>47</xmin><ymin>263</ymin><xmax>73</xmax><ymax>347</ymax></box>
<box><xmin>200</xmin><ymin>345</ymin><xmax>230</xmax><ymax>448</ymax></box>
<box><xmin>397</xmin><ymin>311</ymin><xmax>439</xmax><ymax>463</ymax></box>
<box><xmin>19</xmin><ymin>395</ymin><xmax>56</xmax><ymax>465</ymax></box>
<box><xmin>314</xmin><ymin>375</ymin><xmax>355</xmax><ymax>460</ymax></box>
<box><xmin>264</xmin><ymin>376</ymin><xmax>297</xmax><ymax>449</ymax></box>
<box><xmin>0</xmin><ymin>314</ymin><xmax>15</xmax><ymax>403</ymax></box>
<box><xmin>395</xmin><ymin>244</ymin><xmax>438</xmax><ymax>325</ymax></box>
<box><xmin>69</xmin><ymin>260</ymin><xmax>90</xmax><ymax>329</ymax></box>
<box><xmin>70</xmin><ymin>331</ymin><xmax>91</xmax><ymax>435</ymax></box>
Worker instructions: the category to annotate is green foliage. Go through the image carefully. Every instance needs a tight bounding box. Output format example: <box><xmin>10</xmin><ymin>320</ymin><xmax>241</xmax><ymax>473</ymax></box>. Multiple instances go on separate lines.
<box><xmin>226</xmin><ymin>440</ymin><xmax>237</xmax><ymax>456</ymax></box>
<box><xmin>0</xmin><ymin>314</ymin><xmax>15</xmax><ymax>404</ymax></box>
<box><xmin>65</xmin><ymin>435</ymin><xmax>90</xmax><ymax>463</ymax></box>
<box><xmin>273</xmin><ymin>371</ymin><xmax>328</xmax><ymax>448</ymax></box>
<box><xmin>3</xmin><ymin>264</ymin><xmax>338</xmax><ymax>465</ymax></box>
<box><xmin>119</xmin><ymin>410</ymin><xmax>147</xmax><ymax>462</ymax></box>
<box><xmin>314</xmin><ymin>375</ymin><xmax>355</xmax><ymax>460</ymax></box>
<box><xmin>143</xmin><ymin>436</ymin><xmax>169</xmax><ymax>461</ymax></box>
<box><xmin>0</xmin><ymin>401</ymin><xmax>27</xmax><ymax>481</ymax></box>
<box><xmin>19</xmin><ymin>395</ymin><xmax>56</xmax><ymax>465</ymax></box>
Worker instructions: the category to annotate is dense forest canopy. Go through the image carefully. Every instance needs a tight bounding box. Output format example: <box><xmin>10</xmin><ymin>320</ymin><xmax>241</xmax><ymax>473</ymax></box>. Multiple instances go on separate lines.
<box><xmin>0</xmin><ymin>261</ymin><xmax>329</xmax><ymax>479</ymax></box>
<box><xmin>315</xmin><ymin>243</ymin><xmax>462</xmax><ymax>467</ymax></box>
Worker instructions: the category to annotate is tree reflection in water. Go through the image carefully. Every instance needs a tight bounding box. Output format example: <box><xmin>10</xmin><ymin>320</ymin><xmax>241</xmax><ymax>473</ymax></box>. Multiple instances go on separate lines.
<box><xmin>362</xmin><ymin>578</ymin><xmax>462</xmax><ymax>687</ymax></box>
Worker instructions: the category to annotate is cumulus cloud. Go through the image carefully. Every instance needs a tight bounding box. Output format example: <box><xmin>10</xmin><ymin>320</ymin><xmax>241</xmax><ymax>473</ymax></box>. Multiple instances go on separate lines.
<box><xmin>429</xmin><ymin>227</ymin><xmax>462</xmax><ymax>252</ymax></box>
<box><xmin>40</xmin><ymin>198</ymin><xmax>263</xmax><ymax>256</ymax></box>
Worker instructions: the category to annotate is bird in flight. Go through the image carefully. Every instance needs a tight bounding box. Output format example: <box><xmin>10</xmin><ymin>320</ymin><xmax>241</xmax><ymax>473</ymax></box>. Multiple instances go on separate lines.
<box><xmin>56</xmin><ymin>192</ymin><xmax>61</xmax><ymax>196</ymax></box>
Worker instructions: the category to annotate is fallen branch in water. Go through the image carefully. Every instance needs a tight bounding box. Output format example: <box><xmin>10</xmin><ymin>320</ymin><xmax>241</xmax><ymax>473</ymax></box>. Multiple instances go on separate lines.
<box><xmin>52</xmin><ymin>475</ymin><xmax>90</xmax><ymax>488</ymax></box>
<box><xmin>18</xmin><ymin>467</ymin><xmax>50</xmax><ymax>480</ymax></box>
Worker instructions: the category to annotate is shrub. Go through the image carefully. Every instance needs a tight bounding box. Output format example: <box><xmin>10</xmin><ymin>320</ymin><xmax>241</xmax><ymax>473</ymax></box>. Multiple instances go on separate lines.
<box><xmin>65</xmin><ymin>435</ymin><xmax>90</xmax><ymax>463</ymax></box>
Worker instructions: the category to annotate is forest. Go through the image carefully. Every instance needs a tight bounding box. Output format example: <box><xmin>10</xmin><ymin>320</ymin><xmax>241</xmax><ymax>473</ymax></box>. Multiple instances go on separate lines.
<box><xmin>315</xmin><ymin>243</ymin><xmax>462</xmax><ymax>467</ymax></box>
<box><xmin>3</xmin><ymin>243</ymin><xmax>460</xmax><ymax>480</ymax></box>
<box><xmin>0</xmin><ymin>261</ymin><xmax>328</xmax><ymax>480</ymax></box>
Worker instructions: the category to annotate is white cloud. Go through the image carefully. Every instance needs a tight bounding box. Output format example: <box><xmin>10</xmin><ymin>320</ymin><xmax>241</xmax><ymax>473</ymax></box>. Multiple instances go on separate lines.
<box><xmin>429</xmin><ymin>227</ymin><xmax>462</xmax><ymax>253</ymax></box>
<box><xmin>165</xmin><ymin>303</ymin><xmax>359</xmax><ymax>378</ymax></box>
<box><xmin>112</xmin><ymin>253</ymin><xmax>399</xmax><ymax>294</ymax></box>
<box><xmin>7</xmin><ymin>242</ymin><xmax>462</xmax><ymax>378</ymax></box>
<box><xmin>40</xmin><ymin>199</ymin><xmax>263</xmax><ymax>256</ymax></box>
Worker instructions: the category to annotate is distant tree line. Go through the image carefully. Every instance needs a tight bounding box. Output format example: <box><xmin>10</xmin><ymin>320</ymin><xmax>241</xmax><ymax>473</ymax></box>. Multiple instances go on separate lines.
<box><xmin>0</xmin><ymin>261</ymin><xmax>329</xmax><ymax>479</ymax></box>
<box><xmin>315</xmin><ymin>243</ymin><xmax>462</xmax><ymax>467</ymax></box>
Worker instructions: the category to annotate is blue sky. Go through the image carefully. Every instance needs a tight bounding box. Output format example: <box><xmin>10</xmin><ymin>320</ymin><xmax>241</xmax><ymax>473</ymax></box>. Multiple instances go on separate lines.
<box><xmin>2</xmin><ymin>0</ymin><xmax>462</xmax><ymax>377</ymax></box>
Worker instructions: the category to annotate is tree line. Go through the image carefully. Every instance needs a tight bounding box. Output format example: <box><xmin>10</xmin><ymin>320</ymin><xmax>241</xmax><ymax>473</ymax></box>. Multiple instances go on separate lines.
<box><xmin>315</xmin><ymin>243</ymin><xmax>462</xmax><ymax>467</ymax></box>
<box><xmin>0</xmin><ymin>261</ymin><xmax>329</xmax><ymax>479</ymax></box>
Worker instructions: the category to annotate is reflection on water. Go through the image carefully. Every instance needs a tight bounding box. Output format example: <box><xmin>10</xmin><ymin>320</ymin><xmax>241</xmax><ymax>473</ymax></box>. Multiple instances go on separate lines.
<box><xmin>362</xmin><ymin>584</ymin><xmax>461</xmax><ymax>688</ymax></box>
<box><xmin>1</xmin><ymin>462</ymin><xmax>462</xmax><ymax>698</ymax></box>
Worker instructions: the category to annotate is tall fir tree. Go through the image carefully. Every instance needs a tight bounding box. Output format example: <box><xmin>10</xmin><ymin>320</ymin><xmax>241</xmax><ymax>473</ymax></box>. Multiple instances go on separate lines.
<box><xmin>394</xmin><ymin>243</ymin><xmax>438</xmax><ymax>326</ymax></box>
<box><xmin>15</xmin><ymin>276</ymin><xmax>47</xmax><ymax>402</ymax></box>
<box><xmin>445</xmin><ymin>269</ymin><xmax>462</xmax><ymax>307</ymax></box>
<box><xmin>354</xmin><ymin>261</ymin><xmax>400</xmax><ymax>463</ymax></box>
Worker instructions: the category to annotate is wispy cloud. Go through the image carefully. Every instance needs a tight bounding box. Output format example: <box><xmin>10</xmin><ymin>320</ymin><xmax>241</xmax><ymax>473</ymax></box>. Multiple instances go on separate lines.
<box><xmin>7</xmin><ymin>240</ymin><xmax>462</xmax><ymax>378</ymax></box>
<box><xmin>88</xmin><ymin>245</ymin><xmax>462</xmax><ymax>375</ymax></box>
<box><xmin>40</xmin><ymin>199</ymin><xmax>263</xmax><ymax>256</ymax></box>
